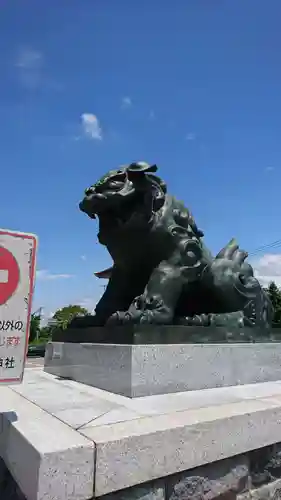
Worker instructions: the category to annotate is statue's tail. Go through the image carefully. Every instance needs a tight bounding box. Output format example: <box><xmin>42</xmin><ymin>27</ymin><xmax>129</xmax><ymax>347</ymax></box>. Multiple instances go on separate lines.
<box><xmin>216</xmin><ymin>238</ymin><xmax>248</xmax><ymax>263</ymax></box>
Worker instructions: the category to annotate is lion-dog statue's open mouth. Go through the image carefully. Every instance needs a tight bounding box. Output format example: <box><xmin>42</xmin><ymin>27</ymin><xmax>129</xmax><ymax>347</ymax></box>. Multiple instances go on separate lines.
<box><xmin>79</xmin><ymin>162</ymin><xmax>167</xmax><ymax>226</ymax></box>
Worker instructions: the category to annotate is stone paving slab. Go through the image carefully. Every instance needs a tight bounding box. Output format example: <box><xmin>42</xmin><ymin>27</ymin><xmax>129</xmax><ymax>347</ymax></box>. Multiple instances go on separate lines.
<box><xmin>15</xmin><ymin>369</ymin><xmax>281</xmax><ymax>426</ymax></box>
<box><xmin>0</xmin><ymin>386</ymin><xmax>95</xmax><ymax>500</ymax></box>
<box><xmin>83</xmin><ymin>396</ymin><xmax>281</xmax><ymax>495</ymax></box>
<box><xmin>3</xmin><ymin>370</ymin><xmax>281</xmax><ymax>497</ymax></box>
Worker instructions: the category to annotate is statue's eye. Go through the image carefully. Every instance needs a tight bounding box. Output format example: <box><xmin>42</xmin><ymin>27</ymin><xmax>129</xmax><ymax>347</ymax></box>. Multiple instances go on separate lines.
<box><xmin>115</xmin><ymin>172</ymin><xmax>127</xmax><ymax>180</ymax></box>
<box><xmin>108</xmin><ymin>180</ymin><xmax>123</xmax><ymax>189</ymax></box>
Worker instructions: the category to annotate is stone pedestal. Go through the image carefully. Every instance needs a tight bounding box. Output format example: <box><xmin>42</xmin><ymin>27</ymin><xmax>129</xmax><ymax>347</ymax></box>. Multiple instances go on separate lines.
<box><xmin>51</xmin><ymin>324</ymin><xmax>281</xmax><ymax>344</ymax></box>
<box><xmin>44</xmin><ymin>338</ymin><xmax>281</xmax><ymax>397</ymax></box>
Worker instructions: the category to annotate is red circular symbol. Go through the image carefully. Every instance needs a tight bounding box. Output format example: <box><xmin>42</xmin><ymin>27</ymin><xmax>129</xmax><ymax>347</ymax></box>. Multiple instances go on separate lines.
<box><xmin>0</xmin><ymin>246</ymin><xmax>20</xmax><ymax>306</ymax></box>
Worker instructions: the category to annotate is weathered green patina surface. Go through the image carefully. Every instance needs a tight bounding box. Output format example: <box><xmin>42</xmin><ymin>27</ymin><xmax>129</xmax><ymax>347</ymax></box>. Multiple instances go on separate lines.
<box><xmin>76</xmin><ymin>162</ymin><xmax>272</xmax><ymax>330</ymax></box>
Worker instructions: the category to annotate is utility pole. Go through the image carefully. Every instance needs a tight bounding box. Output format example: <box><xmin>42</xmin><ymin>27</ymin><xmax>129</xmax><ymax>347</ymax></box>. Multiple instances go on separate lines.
<box><xmin>32</xmin><ymin>307</ymin><xmax>43</xmax><ymax>341</ymax></box>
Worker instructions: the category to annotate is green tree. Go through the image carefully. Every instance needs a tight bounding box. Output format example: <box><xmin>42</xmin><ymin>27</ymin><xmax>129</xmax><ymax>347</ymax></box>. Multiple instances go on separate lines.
<box><xmin>52</xmin><ymin>305</ymin><xmax>89</xmax><ymax>330</ymax></box>
<box><xmin>39</xmin><ymin>325</ymin><xmax>53</xmax><ymax>341</ymax></box>
<box><xmin>265</xmin><ymin>281</ymin><xmax>281</xmax><ymax>327</ymax></box>
<box><xmin>29</xmin><ymin>313</ymin><xmax>41</xmax><ymax>343</ymax></box>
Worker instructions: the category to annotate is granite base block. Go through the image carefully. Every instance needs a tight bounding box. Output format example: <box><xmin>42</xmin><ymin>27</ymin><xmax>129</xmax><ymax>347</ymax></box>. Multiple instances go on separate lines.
<box><xmin>0</xmin><ymin>387</ymin><xmax>95</xmax><ymax>500</ymax></box>
<box><xmin>51</xmin><ymin>325</ymin><xmax>281</xmax><ymax>344</ymax></box>
<box><xmin>99</xmin><ymin>444</ymin><xmax>281</xmax><ymax>500</ymax></box>
<box><xmin>45</xmin><ymin>341</ymin><xmax>281</xmax><ymax>397</ymax></box>
<box><xmin>4</xmin><ymin>369</ymin><xmax>281</xmax><ymax>498</ymax></box>
<box><xmin>101</xmin><ymin>481</ymin><xmax>165</xmax><ymax>500</ymax></box>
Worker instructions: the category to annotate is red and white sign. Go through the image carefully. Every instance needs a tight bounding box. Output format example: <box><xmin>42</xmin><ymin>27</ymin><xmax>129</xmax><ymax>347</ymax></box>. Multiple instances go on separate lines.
<box><xmin>0</xmin><ymin>246</ymin><xmax>20</xmax><ymax>306</ymax></box>
<box><xmin>0</xmin><ymin>229</ymin><xmax>37</xmax><ymax>385</ymax></box>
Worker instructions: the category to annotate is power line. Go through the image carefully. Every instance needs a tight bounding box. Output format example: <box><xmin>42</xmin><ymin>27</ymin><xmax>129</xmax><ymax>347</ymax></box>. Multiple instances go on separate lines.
<box><xmin>248</xmin><ymin>239</ymin><xmax>281</xmax><ymax>257</ymax></box>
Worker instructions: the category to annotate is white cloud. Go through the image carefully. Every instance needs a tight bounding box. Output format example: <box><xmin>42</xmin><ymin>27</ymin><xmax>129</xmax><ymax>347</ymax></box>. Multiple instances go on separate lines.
<box><xmin>36</xmin><ymin>270</ymin><xmax>74</xmax><ymax>281</ymax></box>
<box><xmin>78</xmin><ymin>291</ymin><xmax>105</xmax><ymax>313</ymax></box>
<box><xmin>121</xmin><ymin>96</ymin><xmax>132</xmax><ymax>109</ymax></box>
<box><xmin>81</xmin><ymin>113</ymin><xmax>102</xmax><ymax>140</ymax></box>
<box><xmin>15</xmin><ymin>47</ymin><xmax>43</xmax><ymax>69</ymax></box>
<box><xmin>15</xmin><ymin>47</ymin><xmax>43</xmax><ymax>89</ymax></box>
<box><xmin>252</xmin><ymin>254</ymin><xmax>281</xmax><ymax>287</ymax></box>
<box><xmin>15</xmin><ymin>47</ymin><xmax>62</xmax><ymax>92</ymax></box>
<box><xmin>78</xmin><ymin>297</ymin><xmax>96</xmax><ymax>313</ymax></box>
<box><xmin>80</xmin><ymin>255</ymin><xmax>87</xmax><ymax>261</ymax></box>
<box><xmin>186</xmin><ymin>132</ymin><xmax>196</xmax><ymax>141</ymax></box>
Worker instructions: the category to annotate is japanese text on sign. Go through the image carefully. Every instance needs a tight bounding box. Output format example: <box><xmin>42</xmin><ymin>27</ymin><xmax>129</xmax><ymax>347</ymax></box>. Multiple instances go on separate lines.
<box><xmin>0</xmin><ymin>357</ymin><xmax>16</xmax><ymax>369</ymax></box>
<box><xmin>0</xmin><ymin>229</ymin><xmax>37</xmax><ymax>385</ymax></box>
<box><xmin>0</xmin><ymin>320</ymin><xmax>24</xmax><ymax>332</ymax></box>
<box><xmin>0</xmin><ymin>336</ymin><xmax>21</xmax><ymax>347</ymax></box>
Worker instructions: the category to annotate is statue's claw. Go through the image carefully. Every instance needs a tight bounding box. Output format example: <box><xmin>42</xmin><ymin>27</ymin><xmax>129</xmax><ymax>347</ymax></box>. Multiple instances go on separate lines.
<box><xmin>106</xmin><ymin>310</ymin><xmax>140</xmax><ymax>325</ymax></box>
<box><xmin>177</xmin><ymin>314</ymin><xmax>210</xmax><ymax>327</ymax></box>
<box><xmin>106</xmin><ymin>309</ymin><xmax>156</xmax><ymax>325</ymax></box>
<box><xmin>106</xmin><ymin>312</ymin><xmax>125</xmax><ymax>326</ymax></box>
<box><xmin>139</xmin><ymin>311</ymin><xmax>155</xmax><ymax>324</ymax></box>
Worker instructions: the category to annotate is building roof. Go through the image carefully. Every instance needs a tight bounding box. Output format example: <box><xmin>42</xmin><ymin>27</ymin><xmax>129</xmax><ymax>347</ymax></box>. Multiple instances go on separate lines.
<box><xmin>94</xmin><ymin>267</ymin><xmax>113</xmax><ymax>279</ymax></box>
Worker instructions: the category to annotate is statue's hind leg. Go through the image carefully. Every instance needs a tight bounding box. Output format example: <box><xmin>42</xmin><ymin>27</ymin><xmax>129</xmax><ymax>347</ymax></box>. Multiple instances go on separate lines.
<box><xmin>178</xmin><ymin>239</ymin><xmax>273</xmax><ymax>329</ymax></box>
<box><xmin>178</xmin><ymin>292</ymin><xmax>272</xmax><ymax>329</ymax></box>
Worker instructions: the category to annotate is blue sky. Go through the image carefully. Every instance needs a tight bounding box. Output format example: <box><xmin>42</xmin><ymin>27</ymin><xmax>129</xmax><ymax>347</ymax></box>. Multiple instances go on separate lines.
<box><xmin>1</xmin><ymin>0</ymin><xmax>281</xmax><ymax>319</ymax></box>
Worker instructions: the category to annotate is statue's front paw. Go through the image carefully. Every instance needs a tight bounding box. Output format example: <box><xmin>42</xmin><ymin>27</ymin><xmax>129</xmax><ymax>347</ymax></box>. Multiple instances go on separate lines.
<box><xmin>177</xmin><ymin>314</ymin><xmax>210</xmax><ymax>326</ymax></box>
<box><xmin>106</xmin><ymin>311</ymin><xmax>129</xmax><ymax>326</ymax></box>
<box><xmin>106</xmin><ymin>310</ymin><xmax>154</xmax><ymax>325</ymax></box>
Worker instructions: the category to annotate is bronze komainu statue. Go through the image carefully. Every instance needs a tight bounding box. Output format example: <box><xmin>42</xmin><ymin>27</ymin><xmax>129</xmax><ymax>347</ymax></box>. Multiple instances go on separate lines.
<box><xmin>79</xmin><ymin>162</ymin><xmax>273</xmax><ymax>329</ymax></box>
